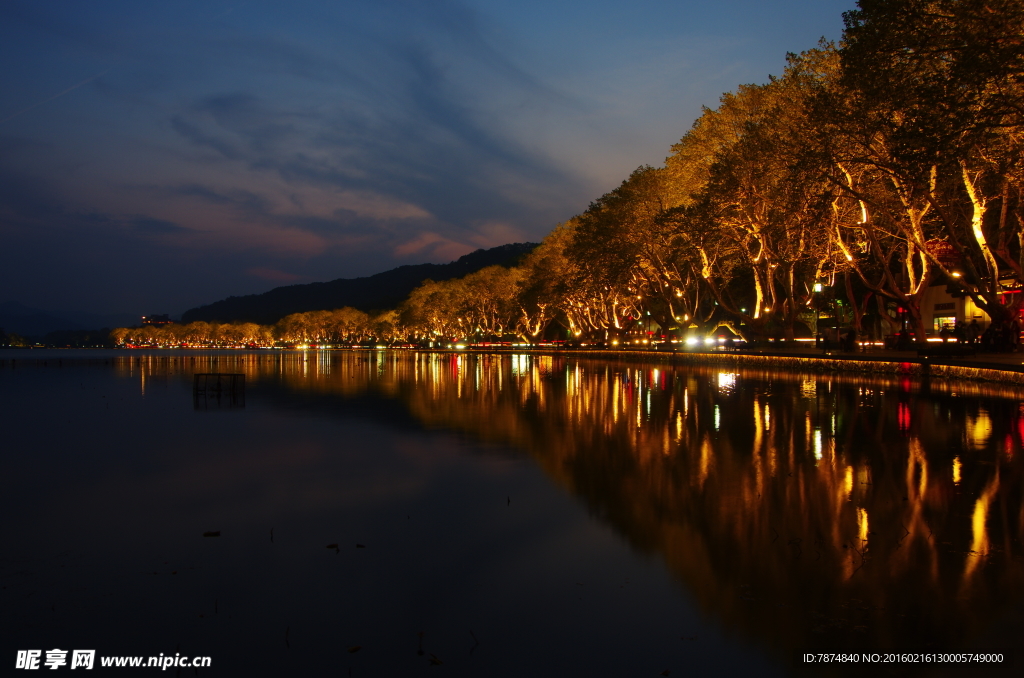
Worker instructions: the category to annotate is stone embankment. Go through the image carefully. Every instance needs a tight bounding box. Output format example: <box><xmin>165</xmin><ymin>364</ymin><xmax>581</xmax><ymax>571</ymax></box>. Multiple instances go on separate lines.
<box><xmin>551</xmin><ymin>346</ymin><xmax>1024</xmax><ymax>386</ymax></box>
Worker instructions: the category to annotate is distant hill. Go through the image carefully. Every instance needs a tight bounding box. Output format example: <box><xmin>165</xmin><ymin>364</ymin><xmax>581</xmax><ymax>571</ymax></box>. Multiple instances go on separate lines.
<box><xmin>181</xmin><ymin>243</ymin><xmax>539</xmax><ymax>325</ymax></box>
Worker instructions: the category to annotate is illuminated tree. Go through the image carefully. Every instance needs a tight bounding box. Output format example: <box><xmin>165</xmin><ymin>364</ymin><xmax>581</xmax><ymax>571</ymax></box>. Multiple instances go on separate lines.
<box><xmin>370</xmin><ymin>310</ymin><xmax>403</xmax><ymax>343</ymax></box>
<box><xmin>835</xmin><ymin>0</ymin><xmax>1024</xmax><ymax>329</ymax></box>
<box><xmin>110</xmin><ymin>327</ymin><xmax>130</xmax><ymax>345</ymax></box>
<box><xmin>325</xmin><ymin>308</ymin><xmax>370</xmax><ymax>343</ymax></box>
<box><xmin>663</xmin><ymin>67</ymin><xmax>845</xmax><ymax>342</ymax></box>
<box><xmin>566</xmin><ymin>169</ymin><xmax>671</xmax><ymax>341</ymax></box>
<box><xmin>512</xmin><ymin>224</ymin><xmax>579</xmax><ymax>340</ymax></box>
<box><xmin>401</xmin><ymin>278</ymin><xmax>469</xmax><ymax>343</ymax></box>
<box><xmin>459</xmin><ymin>265</ymin><xmax>520</xmax><ymax>340</ymax></box>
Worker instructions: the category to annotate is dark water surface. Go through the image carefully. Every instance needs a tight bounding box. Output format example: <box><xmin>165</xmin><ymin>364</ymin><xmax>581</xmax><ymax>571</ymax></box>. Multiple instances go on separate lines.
<box><xmin>2</xmin><ymin>350</ymin><xmax>1023</xmax><ymax>676</ymax></box>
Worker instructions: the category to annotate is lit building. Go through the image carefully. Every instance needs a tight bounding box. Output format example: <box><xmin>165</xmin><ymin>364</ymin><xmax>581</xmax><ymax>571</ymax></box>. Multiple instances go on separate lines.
<box><xmin>141</xmin><ymin>314</ymin><xmax>173</xmax><ymax>325</ymax></box>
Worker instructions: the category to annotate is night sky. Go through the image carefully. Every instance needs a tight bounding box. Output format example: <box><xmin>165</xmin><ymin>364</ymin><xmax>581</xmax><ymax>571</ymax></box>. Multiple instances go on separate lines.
<box><xmin>0</xmin><ymin>0</ymin><xmax>852</xmax><ymax>318</ymax></box>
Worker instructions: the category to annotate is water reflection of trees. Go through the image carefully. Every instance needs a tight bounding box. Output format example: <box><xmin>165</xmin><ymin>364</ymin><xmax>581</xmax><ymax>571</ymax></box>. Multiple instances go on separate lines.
<box><xmin>118</xmin><ymin>352</ymin><xmax>1024</xmax><ymax>657</ymax></box>
<box><xmin>328</xmin><ymin>353</ymin><xmax>1023</xmax><ymax>658</ymax></box>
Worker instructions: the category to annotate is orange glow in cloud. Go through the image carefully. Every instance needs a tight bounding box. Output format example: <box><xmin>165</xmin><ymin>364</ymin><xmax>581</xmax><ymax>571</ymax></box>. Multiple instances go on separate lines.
<box><xmin>393</xmin><ymin>231</ymin><xmax>473</xmax><ymax>261</ymax></box>
<box><xmin>468</xmin><ymin>221</ymin><xmax>529</xmax><ymax>248</ymax></box>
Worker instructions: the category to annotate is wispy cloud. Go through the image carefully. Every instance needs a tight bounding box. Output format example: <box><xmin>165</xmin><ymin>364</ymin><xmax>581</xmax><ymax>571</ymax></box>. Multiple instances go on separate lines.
<box><xmin>0</xmin><ymin>0</ymin><xmax>853</xmax><ymax>315</ymax></box>
<box><xmin>128</xmin><ymin>216</ymin><xmax>189</xmax><ymax>234</ymax></box>
<box><xmin>0</xmin><ymin>67</ymin><xmax>112</xmax><ymax>124</ymax></box>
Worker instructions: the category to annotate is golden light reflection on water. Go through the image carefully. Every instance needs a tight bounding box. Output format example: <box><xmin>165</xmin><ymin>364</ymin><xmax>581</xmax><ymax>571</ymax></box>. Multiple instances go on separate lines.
<box><xmin>857</xmin><ymin>507</ymin><xmax>869</xmax><ymax>547</ymax></box>
<box><xmin>110</xmin><ymin>351</ymin><xmax>1024</xmax><ymax>656</ymax></box>
<box><xmin>969</xmin><ymin>409</ymin><xmax>993</xmax><ymax>450</ymax></box>
<box><xmin>964</xmin><ymin>470</ymin><xmax>1001</xmax><ymax>584</ymax></box>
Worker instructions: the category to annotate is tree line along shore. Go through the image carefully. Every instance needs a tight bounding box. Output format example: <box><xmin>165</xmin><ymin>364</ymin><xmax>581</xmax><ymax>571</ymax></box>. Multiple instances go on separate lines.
<box><xmin>109</xmin><ymin>1</ymin><xmax>1024</xmax><ymax>349</ymax></box>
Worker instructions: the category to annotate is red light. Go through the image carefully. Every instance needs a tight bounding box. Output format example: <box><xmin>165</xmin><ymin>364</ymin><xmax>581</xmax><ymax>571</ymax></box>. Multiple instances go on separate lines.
<box><xmin>898</xmin><ymin>402</ymin><xmax>911</xmax><ymax>431</ymax></box>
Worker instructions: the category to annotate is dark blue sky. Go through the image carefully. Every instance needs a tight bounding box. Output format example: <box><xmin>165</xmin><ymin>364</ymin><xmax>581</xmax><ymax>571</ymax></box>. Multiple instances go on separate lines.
<box><xmin>0</xmin><ymin>0</ymin><xmax>853</xmax><ymax>317</ymax></box>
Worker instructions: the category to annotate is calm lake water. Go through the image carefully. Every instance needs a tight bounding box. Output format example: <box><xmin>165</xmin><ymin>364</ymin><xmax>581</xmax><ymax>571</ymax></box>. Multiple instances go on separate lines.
<box><xmin>2</xmin><ymin>350</ymin><xmax>1023</xmax><ymax>676</ymax></box>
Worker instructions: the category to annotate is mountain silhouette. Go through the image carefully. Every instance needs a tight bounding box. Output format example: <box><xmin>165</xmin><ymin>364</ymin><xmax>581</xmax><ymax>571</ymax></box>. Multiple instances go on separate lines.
<box><xmin>181</xmin><ymin>243</ymin><xmax>538</xmax><ymax>325</ymax></box>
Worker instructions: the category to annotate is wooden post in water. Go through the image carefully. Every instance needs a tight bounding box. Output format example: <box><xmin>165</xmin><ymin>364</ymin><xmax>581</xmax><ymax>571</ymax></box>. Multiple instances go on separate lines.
<box><xmin>193</xmin><ymin>373</ymin><xmax>245</xmax><ymax>408</ymax></box>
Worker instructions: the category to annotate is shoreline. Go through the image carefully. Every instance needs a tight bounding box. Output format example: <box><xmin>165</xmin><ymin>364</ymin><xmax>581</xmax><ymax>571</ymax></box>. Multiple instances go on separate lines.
<box><xmin>4</xmin><ymin>345</ymin><xmax>1024</xmax><ymax>385</ymax></box>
